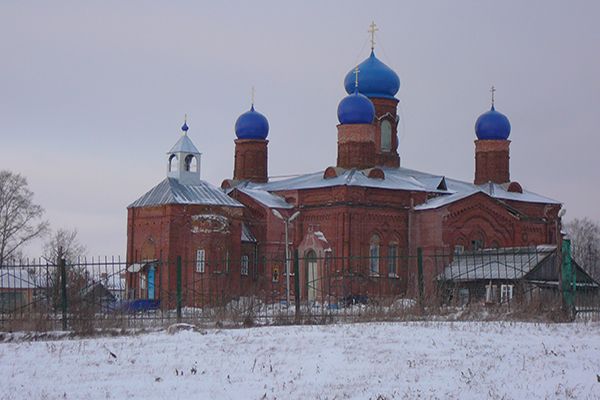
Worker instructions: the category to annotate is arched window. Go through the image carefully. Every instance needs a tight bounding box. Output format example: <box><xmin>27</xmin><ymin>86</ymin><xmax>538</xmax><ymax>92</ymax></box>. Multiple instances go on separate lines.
<box><xmin>381</xmin><ymin>120</ymin><xmax>392</xmax><ymax>152</ymax></box>
<box><xmin>369</xmin><ymin>235</ymin><xmax>380</xmax><ymax>275</ymax></box>
<box><xmin>184</xmin><ymin>154</ymin><xmax>197</xmax><ymax>172</ymax></box>
<box><xmin>168</xmin><ymin>154</ymin><xmax>178</xmax><ymax>172</ymax></box>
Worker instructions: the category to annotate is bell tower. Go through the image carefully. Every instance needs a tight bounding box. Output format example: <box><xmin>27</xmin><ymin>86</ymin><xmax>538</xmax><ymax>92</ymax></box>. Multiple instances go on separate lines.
<box><xmin>167</xmin><ymin>116</ymin><xmax>202</xmax><ymax>185</ymax></box>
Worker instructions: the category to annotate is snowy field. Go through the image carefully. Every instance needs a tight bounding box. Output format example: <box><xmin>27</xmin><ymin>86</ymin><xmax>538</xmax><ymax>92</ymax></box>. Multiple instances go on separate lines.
<box><xmin>1</xmin><ymin>322</ymin><xmax>600</xmax><ymax>399</ymax></box>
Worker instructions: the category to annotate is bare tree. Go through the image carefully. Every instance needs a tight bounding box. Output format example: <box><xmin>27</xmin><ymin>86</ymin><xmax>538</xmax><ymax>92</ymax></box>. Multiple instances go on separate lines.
<box><xmin>42</xmin><ymin>228</ymin><xmax>88</xmax><ymax>311</ymax></box>
<box><xmin>0</xmin><ymin>170</ymin><xmax>48</xmax><ymax>266</ymax></box>
<box><xmin>565</xmin><ymin>217</ymin><xmax>600</xmax><ymax>280</ymax></box>
<box><xmin>43</xmin><ymin>228</ymin><xmax>87</xmax><ymax>264</ymax></box>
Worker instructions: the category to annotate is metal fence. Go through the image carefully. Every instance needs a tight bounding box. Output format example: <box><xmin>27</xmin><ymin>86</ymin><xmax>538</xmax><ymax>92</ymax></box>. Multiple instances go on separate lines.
<box><xmin>1</xmin><ymin>246</ymin><xmax>598</xmax><ymax>332</ymax></box>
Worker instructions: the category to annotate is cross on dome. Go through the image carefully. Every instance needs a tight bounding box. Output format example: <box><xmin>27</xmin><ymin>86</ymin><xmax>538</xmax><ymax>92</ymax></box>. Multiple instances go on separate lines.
<box><xmin>251</xmin><ymin>86</ymin><xmax>255</xmax><ymax>107</ymax></box>
<box><xmin>368</xmin><ymin>21</ymin><xmax>379</xmax><ymax>50</ymax></box>
<box><xmin>490</xmin><ymin>85</ymin><xmax>496</xmax><ymax>107</ymax></box>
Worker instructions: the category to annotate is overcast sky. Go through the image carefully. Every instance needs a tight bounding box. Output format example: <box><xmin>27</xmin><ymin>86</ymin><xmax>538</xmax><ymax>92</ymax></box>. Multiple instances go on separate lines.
<box><xmin>1</xmin><ymin>1</ymin><xmax>599</xmax><ymax>257</ymax></box>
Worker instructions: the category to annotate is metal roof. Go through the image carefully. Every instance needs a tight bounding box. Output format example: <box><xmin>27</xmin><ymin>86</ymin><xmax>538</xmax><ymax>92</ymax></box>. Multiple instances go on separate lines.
<box><xmin>129</xmin><ymin>177</ymin><xmax>243</xmax><ymax>208</ymax></box>
<box><xmin>438</xmin><ymin>245</ymin><xmax>557</xmax><ymax>281</ymax></box>
<box><xmin>240</xmin><ymin>166</ymin><xmax>559</xmax><ymax>207</ymax></box>
<box><xmin>168</xmin><ymin>134</ymin><xmax>201</xmax><ymax>154</ymax></box>
<box><xmin>238</xmin><ymin>188</ymin><xmax>293</xmax><ymax>209</ymax></box>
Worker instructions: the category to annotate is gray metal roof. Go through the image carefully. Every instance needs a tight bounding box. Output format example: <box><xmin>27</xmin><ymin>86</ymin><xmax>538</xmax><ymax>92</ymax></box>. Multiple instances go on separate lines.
<box><xmin>240</xmin><ymin>166</ymin><xmax>559</xmax><ymax>207</ymax></box>
<box><xmin>168</xmin><ymin>134</ymin><xmax>201</xmax><ymax>154</ymax></box>
<box><xmin>129</xmin><ymin>177</ymin><xmax>243</xmax><ymax>208</ymax></box>
<box><xmin>239</xmin><ymin>188</ymin><xmax>294</xmax><ymax>209</ymax></box>
<box><xmin>438</xmin><ymin>245</ymin><xmax>557</xmax><ymax>281</ymax></box>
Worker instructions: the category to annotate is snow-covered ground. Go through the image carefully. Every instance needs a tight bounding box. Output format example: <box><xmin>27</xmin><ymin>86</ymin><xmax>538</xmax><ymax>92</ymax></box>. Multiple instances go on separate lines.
<box><xmin>1</xmin><ymin>322</ymin><xmax>599</xmax><ymax>399</ymax></box>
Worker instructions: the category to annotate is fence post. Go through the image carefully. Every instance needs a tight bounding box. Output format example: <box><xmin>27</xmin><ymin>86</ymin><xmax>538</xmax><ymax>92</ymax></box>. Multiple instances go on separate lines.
<box><xmin>59</xmin><ymin>257</ymin><xmax>68</xmax><ymax>331</ymax></box>
<box><xmin>561</xmin><ymin>239</ymin><xmax>575</xmax><ymax>319</ymax></box>
<box><xmin>417</xmin><ymin>248</ymin><xmax>424</xmax><ymax>307</ymax></box>
<box><xmin>176</xmin><ymin>256</ymin><xmax>182</xmax><ymax>322</ymax></box>
<box><xmin>294</xmin><ymin>249</ymin><xmax>300</xmax><ymax>321</ymax></box>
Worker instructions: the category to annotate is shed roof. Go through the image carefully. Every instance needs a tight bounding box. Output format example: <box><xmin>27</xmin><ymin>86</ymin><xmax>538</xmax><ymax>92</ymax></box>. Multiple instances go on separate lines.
<box><xmin>438</xmin><ymin>245</ymin><xmax>557</xmax><ymax>281</ymax></box>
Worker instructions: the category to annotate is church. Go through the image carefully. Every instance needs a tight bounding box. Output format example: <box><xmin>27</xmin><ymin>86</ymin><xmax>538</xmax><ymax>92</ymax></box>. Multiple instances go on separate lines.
<box><xmin>125</xmin><ymin>26</ymin><xmax>564</xmax><ymax>307</ymax></box>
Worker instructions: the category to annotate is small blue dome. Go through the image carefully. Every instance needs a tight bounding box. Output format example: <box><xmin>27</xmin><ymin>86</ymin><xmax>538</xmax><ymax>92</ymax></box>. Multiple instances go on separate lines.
<box><xmin>181</xmin><ymin>121</ymin><xmax>189</xmax><ymax>132</ymax></box>
<box><xmin>235</xmin><ymin>105</ymin><xmax>269</xmax><ymax>140</ymax></box>
<box><xmin>337</xmin><ymin>89</ymin><xmax>375</xmax><ymax>124</ymax></box>
<box><xmin>344</xmin><ymin>50</ymin><xmax>400</xmax><ymax>99</ymax></box>
<box><xmin>475</xmin><ymin>105</ymin><xmax>511</xmax><ymax>140</ymax></box>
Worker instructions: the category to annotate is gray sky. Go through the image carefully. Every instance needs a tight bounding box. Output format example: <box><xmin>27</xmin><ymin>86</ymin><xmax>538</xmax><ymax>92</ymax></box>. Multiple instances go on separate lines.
<box><xmin>2</xmin><ymin>1</ymin><xmax>599</xmax><ymax>257</ymax></box>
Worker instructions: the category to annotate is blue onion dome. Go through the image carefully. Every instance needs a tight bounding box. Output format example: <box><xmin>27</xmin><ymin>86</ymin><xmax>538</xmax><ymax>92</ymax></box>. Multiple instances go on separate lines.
<box><xmin>337</xmin><ymin>89</ymin><xmax>376</xmax><ymax>124</ymax></box>
<box><xmin>181</xmin><ymin>120</ymin><xmax>189</xmax><ymax>132</ymax></box>
<box><xmin>344</xmin><ymin>50</ymin><xmax>400</xmax><ymax>99</ymax></box>
<box><xmin>234</xmin><ymin>105</ymin><xmax>269</xmax><ymax>140</ymax></box>
<box><xmin>475</xmin><ymin>105</ymin><xmax>511</xmax><ymax>140</ymax></box>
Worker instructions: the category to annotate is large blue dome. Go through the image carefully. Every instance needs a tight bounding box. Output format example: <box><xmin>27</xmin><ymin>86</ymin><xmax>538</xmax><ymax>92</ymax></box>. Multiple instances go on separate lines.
<box><xmin>235</xmin><ymin>105</ymin><xmax>269</xmax><ymax>140</ymax></box>
<box><xmin>344</xmin><ymin>50</ymin><xmax>400</xmax><ymax>99</ymax></box>
<box><xmin>475</xmin><ymin>105</ymin><xmax>511</xmax><ymax>140</ymax></box>
<box><xmin>337</xmin><ymin>90</ymin><xmax>375</xmax><ymax>124</ymax></box>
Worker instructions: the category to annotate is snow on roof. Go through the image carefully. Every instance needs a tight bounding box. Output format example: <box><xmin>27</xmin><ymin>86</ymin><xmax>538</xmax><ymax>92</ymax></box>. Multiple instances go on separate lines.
<box><xmin>250</xmin><ymin>168</ymin><xmax>432</xmax><ymax>192</ymax></box>
<box><xmin>168</xmin><ymin>134</ymin><xmax>200</xmax><ymax>154</ymax></box>
<box><xmin>0</xmin><ymin>268</ymin><xmax>50</xmax><ymax>289</ymax></box>
<box><xmin>238</xmin><ymin>188</ymin><xmax>293</xmax><ymax>209</ymax></box>
<box><xmin>129</xmin><ymin>177</ymin><xmax>243</xmax><ymax>208</ymax></box>
<box><xmin>244</xmin><ymin>167</ymin><xmax>560</xmax><ymax>206</ymax></box>
<box><xmin>414</xmin><ymin>190</ymin><xmax>480</xmax><ymax>211</ymax></box>
<box><xmin>439</xmin><ymin>245</ymin><xmax>557</xmax><ymax>281</ymax></box>
<box><xmin>231</xmin><ymin>166</ymin><xmax>559</xmax><ymax>209</ymax></box>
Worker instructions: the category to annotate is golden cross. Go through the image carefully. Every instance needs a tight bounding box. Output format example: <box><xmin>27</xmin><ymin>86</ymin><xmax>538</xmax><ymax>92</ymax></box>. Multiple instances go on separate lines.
<box><xmin>354</xmin><ymin>65</ymin><xmax>360</xmax><ymax>89</ymax></box>
<box><xmin>490</xmin><ymin>85</ymin><xmax>496</xmax><ymax>106</ymax></box>
<box><xmin>368</xmin><ymin>21</ymin><xmax>379</xmax><ymax>50</ymax></box>
<box><xmin>251</xmin><ymin>86</ymin><xmax>255</xmax><ymax>106</ymax></box>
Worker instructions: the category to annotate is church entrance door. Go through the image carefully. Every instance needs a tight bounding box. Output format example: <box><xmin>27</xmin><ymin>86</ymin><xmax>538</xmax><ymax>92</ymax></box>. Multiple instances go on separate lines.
<box><xmin>147</xmin><ymin>266</ymin><xmax>156</xmax><ymax>300</ymax></box>
<box><xmin>306</xmin><ymin>250</ymin><xmax>318</xmax><ymax>303</ymax></box>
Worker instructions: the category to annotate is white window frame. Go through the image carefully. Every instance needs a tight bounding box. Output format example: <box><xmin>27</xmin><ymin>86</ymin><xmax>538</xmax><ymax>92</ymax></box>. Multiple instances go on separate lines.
<box><xmin>196</xmin><ymin>249</ymin><xmax>205</xmax><ymax>273</ymax></box>
<box><xmin>241</xmin><ymin>255</ymin><xmax>249</xmax><ymax>276</ymax></box>
<box><xmin>500</xmin><ymin>284</ymin><xmax>513</xmax><ymax>303</ymax></box>
<box><xmin>485</xmin><ymin>282</ymin><xmax>497</xmax><ymax>303</ymax></box>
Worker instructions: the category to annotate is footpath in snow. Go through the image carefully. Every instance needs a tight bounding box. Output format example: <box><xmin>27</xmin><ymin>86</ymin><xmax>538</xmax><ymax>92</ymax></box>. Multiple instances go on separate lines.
<box><xmin>1</xmin><ymin>321</ymin><xmax>599</xmax><ymax>399</ymax></box>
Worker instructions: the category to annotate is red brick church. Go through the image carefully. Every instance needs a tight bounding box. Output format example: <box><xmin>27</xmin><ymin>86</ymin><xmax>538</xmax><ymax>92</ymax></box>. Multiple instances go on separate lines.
<box><xmin>125</xmin><ymin>29</ymin><xmax>563</xmax><ymax>305</ymax></box>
